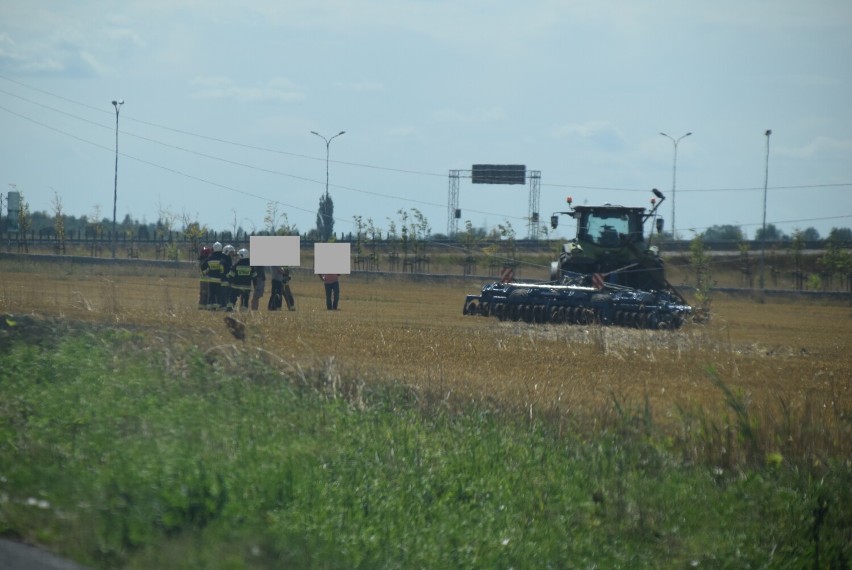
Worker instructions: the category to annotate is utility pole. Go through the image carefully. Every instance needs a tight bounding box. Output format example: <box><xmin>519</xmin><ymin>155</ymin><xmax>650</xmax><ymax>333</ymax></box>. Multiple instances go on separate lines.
<box><xmin>310</xmin><ymin>129</ymin><xmax>345</xmax><ymax>240</ymax></box>
<box><xmin>759</xmin><ymin>129</ymin><xmax>772</xmax><ymax>289</ymax></box>
<box><xmin>659</xmin><ymin>131</ymin><xmax>692</xmax><ymax>240</ymax></box>
<box><xmin>111</xmin><ymin>99</ymin><xmax>124</xmax><ymax>259</ymax></box>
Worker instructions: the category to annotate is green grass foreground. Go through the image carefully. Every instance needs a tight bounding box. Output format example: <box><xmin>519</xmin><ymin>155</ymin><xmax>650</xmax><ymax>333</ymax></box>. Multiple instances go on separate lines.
<box><xmin>1</xmin><ymin>318</ymin><xmax>849</xmax><ymax>569</ymax></box>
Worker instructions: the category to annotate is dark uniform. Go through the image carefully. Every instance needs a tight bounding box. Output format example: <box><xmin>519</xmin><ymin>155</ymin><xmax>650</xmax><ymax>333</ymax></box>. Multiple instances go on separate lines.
<box><xmin>197</xmin><ymin>246</ymin><xmax>214</xmax><ymax>309</ymax></box>
<box><xmin>228</xmin><ymin>256</ymin><xmax>257</xmax><ymax>310</ymax></box>
<box><xmin>201</xmin><ymin>249</ymin><xmax>231</xmax><ymax>310</ymax></box>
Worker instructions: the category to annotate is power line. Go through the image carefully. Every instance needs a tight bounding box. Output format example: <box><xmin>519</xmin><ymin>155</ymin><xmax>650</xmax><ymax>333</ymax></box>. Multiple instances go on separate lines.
<box><xmin>2</xmin><ymin>75</ymin><xmax>850</xmax><ymax>238</ymax></box>
<box><xmin>3</xmin><ymin>74</ymin><xmax>850</xmax><ymax>195</ymax></box>
<box><xmin>0</xmin><ymin>74</ymin><xmax>445</xmax><ymax>177</ymax></box>
<box><xmin>0</xmin><ymin>102</ymin><xmax>528</xmax><ymax>226</ymax></box>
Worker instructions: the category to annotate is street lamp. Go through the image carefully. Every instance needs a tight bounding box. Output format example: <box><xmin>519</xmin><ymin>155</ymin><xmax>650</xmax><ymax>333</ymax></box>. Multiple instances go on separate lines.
<box><xmin>310</xmin><ymin>130</ymin><xmax>345</xmax><ymax>239</ymax></box>
<box><xmin>759</xmin><ymin>129</ymin><xmax>772</xmax><ymax>289</ymax></box>
<box><xmin>659</xmin><ymin>131</ymin><xmax>692</xmax><ymax>240</ymax></box>
<box><xmin>111</xmin><ymin>99</ymin><xmax>124</xmax><ymax>259</ymax></box>
<box><xmin>310</xmin><ymin>130</ymin><xmax>346</xmax><ymax>198</ymax></box>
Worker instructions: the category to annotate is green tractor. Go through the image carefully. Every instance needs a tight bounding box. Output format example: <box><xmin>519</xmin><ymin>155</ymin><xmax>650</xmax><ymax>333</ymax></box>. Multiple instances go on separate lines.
<box><xmin>549</xmin><ymin>188</ymin><xmax>686</xmax><ymax>302</ymax></box>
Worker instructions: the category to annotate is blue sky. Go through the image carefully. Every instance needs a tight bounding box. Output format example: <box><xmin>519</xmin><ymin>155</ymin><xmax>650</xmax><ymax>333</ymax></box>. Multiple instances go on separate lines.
<box><xmin>1</xmin><ymin>0</ymin><xmax>850</xmax><ymax>242</ymax></box>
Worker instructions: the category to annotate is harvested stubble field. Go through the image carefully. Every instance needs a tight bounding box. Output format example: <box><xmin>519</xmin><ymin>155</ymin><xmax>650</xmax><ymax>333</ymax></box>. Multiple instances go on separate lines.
<box><xmin>2</xmin><ymin>258</ymin><xmax>850</xmax><ymax>457</ymax></box>
<box><xmin>3</xmin><ymin>257</ymin><xmax>852</xmax><ymax>568</ymax></box>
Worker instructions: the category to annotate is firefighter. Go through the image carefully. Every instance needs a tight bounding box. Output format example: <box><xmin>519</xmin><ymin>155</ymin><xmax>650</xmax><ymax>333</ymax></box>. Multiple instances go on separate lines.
<box><xmin>228</xmin><ymin>248</ymin><xmax>256</xmax><ymax>311</ymax></box>
<box><xmin>220</xmin><ymin>244</ymin><xmax>237</xmax><ymax>309</ymax></box>
<box><xmin>197</xmin><ymin>245</ymin><xmax>214</xmax><ymax>309</ymax></box>
<box><xmin>201</xmin><ymin>242</ymin><xmax>230</xmax><ymax>310</ymax></box>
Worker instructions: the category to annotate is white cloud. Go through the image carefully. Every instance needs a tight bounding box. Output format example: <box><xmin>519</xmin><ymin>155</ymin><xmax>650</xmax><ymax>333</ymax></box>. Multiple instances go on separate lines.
<box><xmin>78</xmin><ymin>51</ymin><xmax>107</xmax><ymax>76</ymax></box>
<box><xmin>780</xmin><ymin>136</ymin><xmax>852</xmax><ymax>159</ymax></box>
<box><xmin>551</xmin><ymin>121</ymin><xmax>627</xmax><ymax>151</ymax></box>
<box><xmin>105</xmin><ymin>27</ymin><xmax>145</xmax><ymax>48</ymax></box>
<box><xmin>189</xmin><ymin>76</ymin><xmax>305</xmax><ymax>103</ymax></box>
<box><xmin>432</xmin><ymin>106</ymin><xmax>506</xmax><ymax>124</ymax></box>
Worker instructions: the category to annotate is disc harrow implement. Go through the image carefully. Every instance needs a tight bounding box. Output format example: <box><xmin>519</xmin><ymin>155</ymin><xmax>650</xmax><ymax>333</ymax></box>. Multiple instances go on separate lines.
<box><xmin>463</xmin><ymin>280</ymin><xmax>692</xmax><ymax>330</ymax></box>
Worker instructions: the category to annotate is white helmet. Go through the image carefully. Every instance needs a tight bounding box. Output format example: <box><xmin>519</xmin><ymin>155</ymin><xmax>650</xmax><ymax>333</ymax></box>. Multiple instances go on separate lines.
<box><xmin>212</xmin><ymin>241</ymin><xmax>223</xmax><ymax>252</ymax></box>
<box><xmin>223</xmin><ymin>244</ymin><xmax>236</xmax><ymax>255</ymax></box>
<box><xmin>237</xmin><ymin>248</ymin><xmax>249</xmax><ymax>259</ymax></box>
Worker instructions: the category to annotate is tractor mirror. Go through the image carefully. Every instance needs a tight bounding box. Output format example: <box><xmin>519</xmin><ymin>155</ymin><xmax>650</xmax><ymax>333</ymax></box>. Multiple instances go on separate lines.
<box><xmin>550</xmin><ymin>215</ymin><xmax>559</xmax><ymax>230</ymax></box>
<box><xmin>656</xmin><ymin>218</ymin><xmax>664</xmax><ymax>233</ymax></box>
<box><xmin>652</xmin><ymin>188</ymin><xmax>664</xmax><ymax>200</ymax></box>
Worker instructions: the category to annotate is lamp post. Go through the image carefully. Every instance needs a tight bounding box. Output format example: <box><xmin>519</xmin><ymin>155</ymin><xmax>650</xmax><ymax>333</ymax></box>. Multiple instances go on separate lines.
<box><xmin>659</xmin><ymin>131</ymin><xmax>692</xmax><ymax>240</ymax></box>
<box><xmin>111</xmin><ymin>99</ymin><xmax>124</xmax><ymax>259</ymax></box>
<box><xmin>759</xmin><ymin>129</ymin><xmax>772</xmax><ymax>289</ymax></box>
<box><xmin>310</xmin><ymin>130</ymin><xmax>345</xmax><ymax>240</ymax></box>
<box><xmin>310</xmin><ymin>130</ymin><xmax>346</xmax><ymax>198</ymax></box>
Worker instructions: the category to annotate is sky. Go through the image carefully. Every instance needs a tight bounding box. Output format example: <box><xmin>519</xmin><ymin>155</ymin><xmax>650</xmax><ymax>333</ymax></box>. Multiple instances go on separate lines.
<box><xmin>1</xmin><ymin>0</ymin><xmax>851</xmax><ymax>243</ymax></box>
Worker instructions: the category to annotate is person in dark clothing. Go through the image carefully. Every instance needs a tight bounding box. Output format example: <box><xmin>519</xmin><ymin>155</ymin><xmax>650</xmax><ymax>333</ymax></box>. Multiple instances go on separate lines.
<box><xmin>268</xmin><ymin>267</ymin><xmax>295</xmax><ymax>311</ymax></box>
<box><xmin>228</xmin><ymin>248</ymin><xmax>257</xmax><ymax>310</ymax></box>
<box><xmin>319</xmin><ymin>273</ymin><xmax>339</xmax><ymax>310</ymax></box>
<box><xmin>197</xmin><ymin>245</ymin><xmax>213</xmax><ymax>309</ymax></box>
<box><xmin>250</xmin><ymin>265</ymin><xmax>266</xmax><ymax>310</ymax></box>
<box><xmin>200</xmin><ymin>242</ymin><xmax>231</xmax><ymax>310</ymax></box>
<box><xmin>221</xmin><ymin>245</ymin><xmax>237</xmax><ymax>310</ymax></box>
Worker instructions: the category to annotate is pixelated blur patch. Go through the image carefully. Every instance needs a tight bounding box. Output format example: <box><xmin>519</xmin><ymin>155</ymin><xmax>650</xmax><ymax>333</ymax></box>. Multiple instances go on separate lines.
<box><xmin>314</xmin><ymin>243</ymin><xmax>351</xmax><ymax>274</ymax></box>
<box><xmin>250</xmin><ymin>236</ymin><xmax>300</xmax><ymax>266</ymax></box>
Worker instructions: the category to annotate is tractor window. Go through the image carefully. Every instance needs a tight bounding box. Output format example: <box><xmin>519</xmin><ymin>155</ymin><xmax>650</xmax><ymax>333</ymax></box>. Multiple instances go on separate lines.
<box><xmin>588</xmin><ymin>213</ymin><xmax>629</xmax><ymax>247</ymax></box>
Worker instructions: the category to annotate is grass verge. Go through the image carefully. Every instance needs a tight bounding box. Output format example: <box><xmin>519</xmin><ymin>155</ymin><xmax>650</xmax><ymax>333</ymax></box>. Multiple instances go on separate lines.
<box><xmin>0</xmin><ymin>316</ymin><xmax>850</xmax><ymax>569</ymax></box>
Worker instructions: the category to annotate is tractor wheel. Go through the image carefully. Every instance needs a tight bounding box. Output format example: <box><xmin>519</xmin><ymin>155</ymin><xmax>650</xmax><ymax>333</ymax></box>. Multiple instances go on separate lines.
<box><xmin>494</xmin><ymin>303</ymin><xmax>505</xmax><ymax>320</ymax></box>
<box><xmin>464</xmin><ymin>300</ymin><xmax>478</xmax><ymax>315</ymax></box>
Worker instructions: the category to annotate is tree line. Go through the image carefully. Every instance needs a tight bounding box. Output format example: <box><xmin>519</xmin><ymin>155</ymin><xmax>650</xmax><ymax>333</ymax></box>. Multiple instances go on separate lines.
<box><xmin>2</xmin><ymin>191</ymin><xmax>850</xmax><ymax>249</ymax></box>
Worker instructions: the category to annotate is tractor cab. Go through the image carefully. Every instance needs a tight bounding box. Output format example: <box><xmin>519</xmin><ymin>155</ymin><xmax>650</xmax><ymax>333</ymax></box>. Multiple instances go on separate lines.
<box><xmin>549</xmin><ymin>189</ymin><xmax>668</xmax><ymax>291</ymax></box>
<box><xmin>550</xmin><ymin>188</ymin><xmax>665</xmax><ymax>247</ymax></box>
<box><xmin>573</xmin><ymin>204</ymin><xmax>646</xmax><ymax>249</ymax></box>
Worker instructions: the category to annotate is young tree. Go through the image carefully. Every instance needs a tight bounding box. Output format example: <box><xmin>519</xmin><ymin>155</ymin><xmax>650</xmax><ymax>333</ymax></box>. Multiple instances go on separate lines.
<box><xmin>409</xmin><ymin>208</ymin><xmax>430</xmax><ymax>262</ymax></box>
<box><xmin>51</xmin><ymin>191</ymin><xmax>66</xmax><ymax>254</ymax></box>
<box><xmin>153</xmin><ymin>203</ymin><xmax>178</xmax><ymax>260</ymax></box>
<box><xmin>460</xmin><ymin>220</ymin><xmax>479</xmax><ymax>252</ymax></box>
<box><xmin>460</xmin><ymin>220</ymin><xmax>480</xmax><ymax>274</ymax></box>
<box><xmin>17</xmin><ymin>192</ymin><xmax>31</xmax><ymax>252</ymax></box>
<box><xmin>819</xmin><ymin>235</ymin><xmax>852</xmax><ymax>290</ymax></box>
<box><xmin>366</xmin><ymin>217</ymin><xmax>381</xmax><ymax>268</ymax></box>
<box><xmin>738</xmin><ymin>240</ymin><xmax>753</xmax><ymax>288</ymax></box>
<box><xmin>181</xmin><ymin>210</ymin><xmax>208</xmax><ymax>258</ymax></box>
<box><xmin>366</xmin><ymin>218</ymin><xmax>380</xmax><ymax>240</ymax></box>
<box><xmin>397</xmin><ymin>209</ymin><xmax>410</xmax><ymax>259</ymax></box>
<box><xmin>789</xmin><ymin>229</ymin><xmax>806</xmax><ymax>289</ymax></box>
<box><xmin>689</xmin><ymin>232</ymin><xmax>714</xmax><ymax>317</ymax></box>
<box><xmin>352</xmin><ymin>215</ymin><xmax>366</xmax><ymax>259</ymax></box>
<box><xmin>497</xmin><ymin>220</ymin><xmax>518</xmax><ymax>263</ymax></box>
<box><xmin>264</xmin><ymin>201</ymin><xmax>289</xmax><ymax>235</ymax></box>
<box><xmin>316</xmin><ymin>192</ymin><xmax>334</xmax><ymax>242</ymax></box>
<box><xmin>88</xmin><ymin>205</ymin><xmax>103</xmax><ymax>240</ymax></box>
